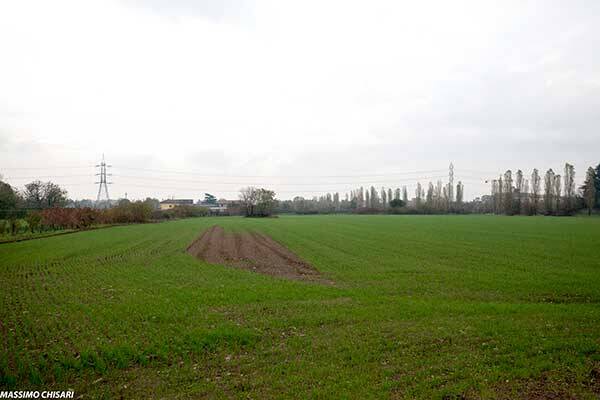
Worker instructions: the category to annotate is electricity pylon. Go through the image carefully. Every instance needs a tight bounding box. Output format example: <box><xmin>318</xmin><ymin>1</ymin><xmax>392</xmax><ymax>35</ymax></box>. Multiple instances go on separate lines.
<box><xmin>95</xmin><ymin>154</ymin><xmax>112</xmax><ymax>206</ymax></box>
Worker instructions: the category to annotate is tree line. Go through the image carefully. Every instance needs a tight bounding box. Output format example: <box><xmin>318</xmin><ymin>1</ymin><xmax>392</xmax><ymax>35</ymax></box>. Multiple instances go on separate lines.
<box><xmin>274</xmin><ymin>162</ymin><xmax>599</xmax><ymax>216</ymax></box>
<box><xmin>275</xmin><ymin>179</ymin><xmax>465</xmax><ymax>215</ymax></box>
<box><xmin>0</xmin><ymin>178</ymin><xmax>215</xmax><ymax>237</ymax></box>
<box><xmin>488</xmin><ymin>163</ymin><xmax>599</xmax><ymax>216</ymax></box>
<box><xmin>1</xmin><ymin>161</ymin><xmax>598</xmax><ymax>232</ymax></box>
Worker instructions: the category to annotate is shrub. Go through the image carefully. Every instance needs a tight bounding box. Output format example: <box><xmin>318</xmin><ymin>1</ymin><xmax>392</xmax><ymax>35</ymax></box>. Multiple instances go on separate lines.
<box><xmin>25</xmin><ymin>212</ymin><xmax>42</xmax><ymax>233</ymax></box>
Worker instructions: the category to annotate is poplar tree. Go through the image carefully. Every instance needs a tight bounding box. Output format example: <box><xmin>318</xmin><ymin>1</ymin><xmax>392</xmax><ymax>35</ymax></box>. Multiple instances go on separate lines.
<box><xmin>515</xmin><ymin>170</ymin><xmax>523</xmax><ymax>214</ymax></box>
<box><xmin>553</xmin><ymin>174</ymin><xmax>562</xmax><ymax>213</ymax></box>
<box><xmin>370</xmin><ymin>186</ymin><xmax>378</xmax><ymax>208</ymax></box>
<box><xmin>503</xmin><ymin>170</ymin><xmax>513</xmax><ymax>215</ymax></box>
<box><xmin>426</xmin><ymin>182</ymin><xmax>434</xmax><ymax>210</ymax></box>
<box><xmin>595</xmin><ymin>163</ymin><xmax>600</xmax><ymax>209</ymax></box>
<box><xmin>359</xmin><ymin>187</ymin><xmax>365</xmax><ymax>208</ymax></box>
<box><xmin>563</xmin><ymin>163</ymin><xmax>575</xmax><ymax>213</ymax></box>
<box><xmin>582</xmin><ymin>167</ymin><xmax>597</xmax><ymax>215</ymax></box>
<box><xmin>544</xmin><ymin>169</ymin><xmax>555</xmax><ymax>214</ymax></box>
<box><xmin>456</xmin><ymin>181</ymin><xmax>464</xmax><ymax>206</ymax></box>
<box><xmin>435</xmin><ymin>180</ymin><xmax>444</xmax><ymax>212</ymax></box>
<box><xmin>415</xmin><ymin>183</ymin><xmax>423</xmax><ymax>209</ymax></box>
<box><xmin>530</xmin><ymin>169</ymin><xmax>541</xmax><ymax>215</ymax></box>
<box><xmin>497</xmin><ymin>176</ymin><xmax>503</xmax><ymax>215</ymax></box>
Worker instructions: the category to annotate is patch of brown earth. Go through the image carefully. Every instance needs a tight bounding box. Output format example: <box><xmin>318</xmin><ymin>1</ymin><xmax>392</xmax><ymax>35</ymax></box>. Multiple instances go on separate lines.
<box><xmin>187</xmin><ymin>225</ymin><xmax>329</xmax><ymax>283</ymax></box>
<box><xmin>461</xmin><ymin>366</ymin><xmax>600</xmax><ymax>400</ymax></box>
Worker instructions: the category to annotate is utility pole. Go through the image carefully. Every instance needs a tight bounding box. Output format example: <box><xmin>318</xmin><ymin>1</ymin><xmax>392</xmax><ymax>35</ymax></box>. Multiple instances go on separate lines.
<box><xmin>95</xmin><ymin>154</ymin><xmax>112</xmax><ymax>207</ymax></box>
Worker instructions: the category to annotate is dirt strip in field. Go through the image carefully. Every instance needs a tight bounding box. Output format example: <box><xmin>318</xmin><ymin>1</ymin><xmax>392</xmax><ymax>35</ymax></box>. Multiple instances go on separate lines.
<box><xmin>187</xmin><ymin>225</ymin><xmax>330</xmax><ymax>283</ymax></box>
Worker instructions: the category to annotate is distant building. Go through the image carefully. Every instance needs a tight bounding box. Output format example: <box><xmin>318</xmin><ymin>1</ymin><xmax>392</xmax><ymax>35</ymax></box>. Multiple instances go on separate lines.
<box><xmin>196</xmin><ymin>199</ymin><xmax>242</xmax><ymax>215</ymax></box>
<box><xmin>159</xmin><ymin>199</ymin><xmax>194</xmax><ymax>210</ymax></box>
<box><xmin>196</xmin><ymin>200</ymin><xmax>227</xmax><ymax>214</ymax></box>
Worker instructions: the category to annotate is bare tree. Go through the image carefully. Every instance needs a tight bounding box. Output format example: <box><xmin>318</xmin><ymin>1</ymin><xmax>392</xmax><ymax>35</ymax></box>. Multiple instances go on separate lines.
<box><xmin>23</xmin><ymin>181</ymin><xmax>68</xmax><ymax>209</ymax></box>
<box><xmin>553</xmin><ymin>174</ymin><xmax>562</xmax><ymax>213</ymax></box>
<box><xmin>522</xmin><ymin>179</ymin><xmax>530</xmax><ymax>215</ymax></box>
<box><xmin>370</xmin><ymin>186</ymin><xmax>378</xmax><ymax>208</ymax></box>
<box><xmin>381</xmin><ymin>187</ymin><xmax>387</xmax><ymax>208</ymax></box>
<box><xmin>239</xmin><ymin>186</ymin><xmax>258</xmax><ymax>216</ymax></box>
<box><xmin>443</xmin><ymin>186</ymin><xmax>449</xmax><ymax>210</ymax></box>
<box><xmin>491</xmin><ymin>179</ymin><xmax>499</xmax><ymax>214</ymax></box>
<box><xmin>582</xmin><ymin>167</ymin><xmax>597</xmax><ymax>215</ymax></box>
<box><xmin>415</xmin><ymin>182</ymin><xmax>423</xmax><ymax>209</ymax></box>
<box><xmin>497</xmin><ymin>175</ymin><xmax>503</xmax><ymax>215</ymax></box>
<box><xmin>359</xmin><ymin>187</ymin><xmax>365</xmax><ymax>208</ymax></box>
<box><xmin>503</xmin><ymin>170</ymin><xmax>513</xmax><ymax>215</ymax></box>
<box><xmin>530</xmin><ymin>169</ymin><xmax>541</xmax><ymax>215</ymax></box>
<box><xmin>435</xmin><ymin>180</ymin><xmax>444</xmax><ymax>212</ymax></box>
<box><xmin>456</xmin><ymin>181</ymin><xmax>464</xmax><ymax>208</ymax></box>
<box><xmin>239</xmin><ymin>187</ymin><xmax>276</xmax><ymax>217</ymax></box>
<box><xmin>402</xmin><ymin>186</ymin><xmax>408</xmax><ymax>204</ymax></box>
<box><xmin>426</xmin><ymin>182</ymin><xmax>434</xmax><ymax>210</ymax></box>
<box><xmin>544</xmin><ymin>169</ymin><xmax>555</xmax><ymax>214</ymax></box>
<box><xmin>515</xmin><ymin>170</ymin><xmax>524</xmax><ymax>193</ymax></box>
<box><xmin>515</xmin><ymin>170</ymin><xmax>523</xmax><ymax>214</ymax></box>
<box><xmin>596</xmin><ymin>163</ymin><xmax>600</xmax><ymax>209</ymax></box>
<box><xmin>333</xmin><ymin>192</ymin><xmax>340</xmax><ymax>211</ymax></box>
<box><xmin>563</xmin><ymin>163</ymin><xmax>575</xmax><ymax>213</ymax></box>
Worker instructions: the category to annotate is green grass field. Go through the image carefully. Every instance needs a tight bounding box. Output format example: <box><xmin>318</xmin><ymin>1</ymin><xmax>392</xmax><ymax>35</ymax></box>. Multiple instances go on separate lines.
<box><xmin>1</xmin><ymin>215</ymin><xmax>600</xmax><ymax>398</ymax></box>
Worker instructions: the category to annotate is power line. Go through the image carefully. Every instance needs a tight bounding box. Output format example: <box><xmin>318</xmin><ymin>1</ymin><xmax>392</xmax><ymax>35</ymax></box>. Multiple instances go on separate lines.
<box><xmin>110</xmin><ymin>183</ymin><xmax>352</xmax><ymax>194</ymax></box>
<box><xmin>112</xmin><ymin>174</ymin><xmax>451</xmax><ymax>186</ymax></box>
<box><xmin>2</xmin><ymin>160</ymin><xmax>493</xmax><ymax>198</ymax></box>
<box><xmin>113</xmin><ymin>166</ymin><xmax>448</xmax><ymax>179</ymax></box>
<box><xmin>0</xmin><ymin>165</ymin><xmax>95</xmax><ymax>170</ymax></box>
<box><xmin>2</xmin><ymin>174</ymin><xmax>94</xmax><ymax>179</ymax></box>
<box><xmin>2</xmin><ymin>173</ymin><xmax>488</xmax><ymax>188</ymax></box>
<box><xmin>111</xmin><ymin>180</ymin><xmax>487</xmax><ymax>195</ymax></box>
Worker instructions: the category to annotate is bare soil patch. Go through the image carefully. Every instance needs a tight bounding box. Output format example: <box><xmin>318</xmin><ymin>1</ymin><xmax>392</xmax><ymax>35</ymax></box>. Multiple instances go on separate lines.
<box><xmin>187</xmin><ymin>225</ymin><xmax>329</xmax><ymax>283</ymax></box>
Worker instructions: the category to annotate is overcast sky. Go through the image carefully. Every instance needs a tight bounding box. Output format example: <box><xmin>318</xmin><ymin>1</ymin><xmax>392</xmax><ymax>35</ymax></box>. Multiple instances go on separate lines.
<box><xmin>1</xmin><ymin>0</ymin><xmax>599</xmax><ymax>201</ymax></box>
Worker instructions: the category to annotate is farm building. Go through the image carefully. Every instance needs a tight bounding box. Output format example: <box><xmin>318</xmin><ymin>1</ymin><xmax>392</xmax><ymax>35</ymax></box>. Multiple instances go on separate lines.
<box><xmin>196</xmin><ymin>199</ymin><xmax>242</xmax><ymax>215</ymax></box>
<box><xmin>159</xmin><ymin>199</ymin><xmax>194</xmax><ymax>210</ymax></box>
<box><xmin>197</xmin><ymin>200</ymin><xmax>229</xmax><ymax>214</ymax></box>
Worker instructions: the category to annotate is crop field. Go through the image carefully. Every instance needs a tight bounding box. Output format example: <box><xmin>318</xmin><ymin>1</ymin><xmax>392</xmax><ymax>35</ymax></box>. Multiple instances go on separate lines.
<box><xmin>1</xmin><ymin>215</ymin><xmax>600</xmax><ymax>399</ymax></box>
